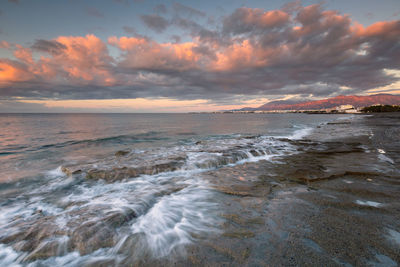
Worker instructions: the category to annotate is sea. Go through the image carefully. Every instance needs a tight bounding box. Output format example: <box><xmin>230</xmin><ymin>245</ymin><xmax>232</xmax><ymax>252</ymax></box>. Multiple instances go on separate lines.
<box><xmin>0</xmin><ymin>113</ymin><xmax>398</xmax><ymax>266</ymax></box>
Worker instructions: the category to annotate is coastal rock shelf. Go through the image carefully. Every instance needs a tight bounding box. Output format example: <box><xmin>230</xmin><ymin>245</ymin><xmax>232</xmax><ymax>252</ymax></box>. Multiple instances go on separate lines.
<box><xmin>0</xmin><ymin>113</ymin><xmax>399</xmax><ymax>266</ymax></box>
<box><xmin>59</xmin><ymin>136</ymin><xmax>294</xmax><ymax>182</ymax></box>
<box><xmin>61</xmin><ymin>157</ymin><xmax>186</xmax><ymax>182</ymax></box>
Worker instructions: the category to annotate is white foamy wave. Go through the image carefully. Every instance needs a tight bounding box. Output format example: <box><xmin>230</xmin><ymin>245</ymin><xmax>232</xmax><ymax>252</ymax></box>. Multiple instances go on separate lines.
<box><xmin>356</xmin><ymin>200</ymin><xmax>382</xmax><ymax>207</ymax></box>
<box><xmin>0</xmin><ymin>244</ymin><xmax>21</xmax><ymax>267</ymax></box>
<box><xmin>130</xmin><ymin>183</ymin><xmax>220</xmax><ymax>257</ymax></box>
<box><xmin>288</xmin><ymin>127</ymin><xmax>313</xmax><ymax>140</ymax></box>
<box><xmin>378</xmin><ymin>154</ymin><xmax>394</xmax><ymax>164</ymax></box>
<box><xmin>45</xmin><ymin>166</ymin><xmax>65</xmax><ymax>178</ymax></box>
<box><xmin>0</xmin><ymin>127</ymin><xmax>317</xmax><ymax>264</ymax></box>
<box><xmin>387</xmin><ymin>228</ymin><xmax>400</xmax><ymax>246</ymax></box>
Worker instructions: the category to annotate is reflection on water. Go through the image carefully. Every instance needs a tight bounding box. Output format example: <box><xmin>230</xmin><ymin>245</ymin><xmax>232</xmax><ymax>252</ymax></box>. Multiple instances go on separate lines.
<box><xmin>0</xmin><ymin>113</ymin><xmax>338</xmax><ymax>183</ymax></box>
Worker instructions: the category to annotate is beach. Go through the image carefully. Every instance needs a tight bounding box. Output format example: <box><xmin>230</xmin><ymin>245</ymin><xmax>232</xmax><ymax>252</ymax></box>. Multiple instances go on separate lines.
<box><xmin>0</xmin><ymin>113</ymin><xmax>399</xmax><ymax>266</ymax></box>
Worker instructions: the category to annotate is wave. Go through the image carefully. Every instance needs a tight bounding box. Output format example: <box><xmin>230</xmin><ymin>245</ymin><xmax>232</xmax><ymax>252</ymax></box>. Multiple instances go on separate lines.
<box><xmin>0</xmin><ymin>124</ymin><xmax>317</xmax><ymax>265</ymax></box>
<box><xmin>0</xmin><ymin>131</ymin><xmax>167</xmax><ymax>156</ymax></box>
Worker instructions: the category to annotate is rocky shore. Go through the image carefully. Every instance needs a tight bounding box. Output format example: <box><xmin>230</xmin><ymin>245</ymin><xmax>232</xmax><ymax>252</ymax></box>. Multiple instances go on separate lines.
<box><xmin>193</xmin><ymin>113</ymin><xmax>399</xmax><ymax>266</ymax></box>
<box><xmin>0</xmin><ymin>113</ymin><xmax>399</xmax><ymax>266</ymax></box>
<box><xmin>165</xmin><ymin>113</ymin><xmax>400</xmax><ymax>266</ymax></box>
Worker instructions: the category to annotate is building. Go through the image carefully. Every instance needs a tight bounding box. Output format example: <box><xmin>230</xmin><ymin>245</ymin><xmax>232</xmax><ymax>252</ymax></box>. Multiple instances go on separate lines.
<box><xmin>335</xmin><ymin>104</ymin><xmax>360</xmax><ymax>113</ymax></box>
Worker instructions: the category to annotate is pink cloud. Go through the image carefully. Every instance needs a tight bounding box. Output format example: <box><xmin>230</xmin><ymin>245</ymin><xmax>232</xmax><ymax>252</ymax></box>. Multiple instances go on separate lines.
<box><xmin>108</xmin><ymin>36</ymin><xmax>199</xmax><ymax>71</ymax></box>
<box><xmin>0</xmin><ymin>41</ymin><xmax>10</xmax><ymax>49</ymax></box>
<box><xmin>0</xmin><ymin>4</ymin><xmax>399</xmax><ymax>100</ymax></box>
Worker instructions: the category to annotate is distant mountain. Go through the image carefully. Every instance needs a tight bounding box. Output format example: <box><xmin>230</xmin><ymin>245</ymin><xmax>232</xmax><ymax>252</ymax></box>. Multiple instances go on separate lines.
<box><xmin>254</xmin><ymin>94</ymin><xmax>400</xmax><ymax>111</ymax></box>
<box><xmin>238</xmin><ymin>99</ymin><xmax>304</xmax><ymax>111</ymax></box>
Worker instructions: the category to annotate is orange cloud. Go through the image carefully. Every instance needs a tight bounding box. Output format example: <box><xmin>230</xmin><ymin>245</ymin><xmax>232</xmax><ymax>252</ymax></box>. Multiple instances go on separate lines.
<box><xmin>247</xmin><ymin>9</ymin><xmax>290</xmax><ymax>27</ymax></box>
<box><xmin>0</xmin><ymin>4</ymin><xmax>399</xmax><ymax>102</ymax></box>
<box><xmin>109</xmin><ymin>36</ymin><xmax>199</xmax><ymax>71</ymax></box>
<box><xmin>52</xmin><ymin>34</ymin><xmax>115</xmax><ymax>84</ymax></box>
<box><xmin>1</xmin><ymin>35</ymin><xmax>116</xmax><ymax>86</ymax></box>
<box><xmin>0</xmin><ymin>60</ymin><xmax>33</xmax><ymax>82</ymax></box>
<box><xmin>359</xmin><ymin>20</ymin><xmax>400</xmax><ymax>38</ymax></box>
<box><xmin>14</xmin><ymin>45</ymin><xmax>33</xmax><ymax>64</ymax></box>
<box><xmin>0</xmin><ymin>41</ymin><xmax>10</xmax><ymax>49</ymax></box>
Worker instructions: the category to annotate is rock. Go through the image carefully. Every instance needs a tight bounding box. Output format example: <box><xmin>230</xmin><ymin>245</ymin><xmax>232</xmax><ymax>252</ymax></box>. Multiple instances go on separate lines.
<box><xmin>222</xmin><ymin>230</ymin><xmax>255</xmax><ymax>238</ymax></box>
<box><xmin>327</xmin><ymin>121</ymin><xmax>351</xmax><ymax>125</ymax></box>
<box><xmin>250</xmin><ymin>150</ymin><xmax>261</xmax><ymax>156</ymax></box>
<box><xmin>103</xmin><ymin>208</ymin><xmax>137</xmax><ymax>227</ymax></box>
<box><xmin>115</xmin><ymin>150</ymin><xmax>129</xmax><ymax>157</ymax></box>
<box><xmin>84</xmin><ymin>258</ymin><xmax>116</xmax><ymax>267</ymax></box>
<box><xmin>20</xmin><ymin>222</ymin><xmax>59</xmax><ymax>251</ymax></box>
<box><xmin>213</xmin><ymin>186</ymin><xmax>254</xmax><ymax>197</ymax></box>
<box><xmin>86</xmin><ymin>158</ymin><xmax>185</xmax><ymax>182</ymax></box>
<box><xmin>61</xmin><ymin>166</ymin><xmax>82</xmax><ymax>176</ymax></box>
<box><xmin>24</xmin><ymin>240</ymin><xmax>60</xmax><ymax>261</ymax></box>
<box><xmin>70</xmin><ymin>221</ymin><xmax>115</xmax><ymax>255</ymax></box>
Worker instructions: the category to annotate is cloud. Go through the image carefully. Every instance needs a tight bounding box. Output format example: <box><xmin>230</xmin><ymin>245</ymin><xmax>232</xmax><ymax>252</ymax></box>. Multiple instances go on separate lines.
<box><xmin>1</xmin><ymin>34</ymin><xmax>115</xmax><ymax>93</ymax></box>
<box><xmin>113</xmin><ymin>0</ymin><xmax>129</xmax><ymax>5</ymax></box>
<box><xmin>0</xmin><ymin>41</ymin><xmax>10</xmax><ymax>49</ymax></box>
<box><xmin>223</xmin><ymin>7</ymin><xmax>290</xmax><ymax>34</ymax></box>
<box><xmin>8</xmin><ymin>0</ymin><xmax>18</xmax><ymax>4</ymax></box>
<box><xmin>154</xmin><ymin>4</ymin><xmax>167</xmax><ymax>14</ymax></box>
<box><xmin>140</xmin><ymin>14</ymin><xmax>169</xmax><ymax>33</ymax></box>
<box><xmin>122</xmin><ymin>26</ymin><xmax>136</xmax><ymax>35</ymax></box>
<box><xmin>0</xmin><ymin>4</ymin><xmax>399</xmax><ymax>102</ymax></box>
<box><xmin>108</xmin><ymin>36</ymin><xmax>199</xmax><ymax>71</ymax></box>
<box><xmin>85</xmin><ymin>7</ymin><xmax>104</xmax><ymax>18</ymax></box>
<box><xmin>31</xmin><ymin>39</ymin><xmax>67</xmax><ymax>55</ymax></box>
<box><xmin>173</xmin><ymin>3</ymin><xmax>205</xmax><ymax>18</ymax></box>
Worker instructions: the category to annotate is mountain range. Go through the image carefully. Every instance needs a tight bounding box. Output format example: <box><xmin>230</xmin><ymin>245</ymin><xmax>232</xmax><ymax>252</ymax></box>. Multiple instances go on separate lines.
<box><xmin>241</xmin><ymin>94</ymin><xmax>400</xmax><ymax>111</ymax></box>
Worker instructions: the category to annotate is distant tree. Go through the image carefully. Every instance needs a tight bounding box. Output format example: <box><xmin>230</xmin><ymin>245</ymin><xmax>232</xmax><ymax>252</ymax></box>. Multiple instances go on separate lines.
<box><xmin>361</xmin><ymin>105</ymin><xmax>400</xmax><ymax>113</ymax></box>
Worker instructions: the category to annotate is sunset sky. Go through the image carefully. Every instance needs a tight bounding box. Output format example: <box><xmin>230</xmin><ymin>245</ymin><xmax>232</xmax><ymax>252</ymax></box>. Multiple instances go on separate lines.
<box><xmin>0</xmin><ymin>0</ymin><xmax>399</xmax><ymax>112</ymax></box>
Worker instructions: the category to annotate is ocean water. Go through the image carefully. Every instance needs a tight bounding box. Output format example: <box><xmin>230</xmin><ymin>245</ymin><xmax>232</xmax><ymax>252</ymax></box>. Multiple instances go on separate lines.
<box><xmin>0</xmin><ymin>113</ymin><xmax>356</xmax><ymax>265</ymax></box>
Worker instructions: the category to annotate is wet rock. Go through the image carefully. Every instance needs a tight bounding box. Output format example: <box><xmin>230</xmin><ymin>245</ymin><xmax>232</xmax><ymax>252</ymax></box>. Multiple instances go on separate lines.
<box><xmin>249</xmin><ymin>150</ymin><xmax>260</xmax><ymax>156</ymax></box>
<box><xmin>20</xmin><ymin>222</ymin><xmax>60</xmax><ymax>252</ymax></box>
<box><xmin>103</xmin><ymin>208</ymin><xmax>137</xmax><ymax>227</ymax></box>
<box><xmin>70</xmin><ymin>221</ymin><xmax>115</xmax><ymax>255</ymax></box>
<box><xmin>243</xmin><ymin>136</ymin><xmax>257</xmax><ymax>139</ymax></box>
<box><xmin>61</xmin><ymin>166</ymin><xmax>82</xmax><ymax>176</ymax></box>
<box><xmin>214</xmin><ymin>186</ymin><xmax>253</xmax><ymax>197</ymax></box>
<box><xmin>115</xmin><ymin>150</ymin><xmax>129</xmax><ymax>157</ymax></box>
<box><xmin>327</xmin><ymin>121</ymin><xmax>351</xmax><ymax>125</ymax></box>
<box><xmin>24</xmin><ymin>240</ymin><xmax>60</xmax><ymax>261</ymax></box>
<box><xmin>222</xmin><ymin>230</ymin><xmax>255</xmax><ymax>238</ymax></box>
<box><xmin>86</xmin><ymin>159</ymin><xmax>185</xmax><ymax>182</ymax></box>
<box><xmin>0</xmin><ymin>230</ymin><xmax>26</xmax><ymax>244</ymax></box>
<box><xmin>84</xmin><ymin>258</ymin><xmax>116</xmax><ymax>267</ymax></box>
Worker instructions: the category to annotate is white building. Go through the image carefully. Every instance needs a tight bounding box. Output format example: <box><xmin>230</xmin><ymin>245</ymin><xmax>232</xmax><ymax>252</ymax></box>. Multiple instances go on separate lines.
<box><xmin>335</xmin><ymin>104</ymin><xmax>360</xmax><ymax>113</ymax></box>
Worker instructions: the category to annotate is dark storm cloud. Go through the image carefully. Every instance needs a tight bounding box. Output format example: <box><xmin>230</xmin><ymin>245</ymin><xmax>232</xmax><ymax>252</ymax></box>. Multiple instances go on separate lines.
<box><xmin>31</xmin><ymin>40</ymin><xmax>67</xmax><ymax>55</ymax></box>
<box><xmin>0</xmin><ymin>3</ymin><xmax>399</xmax><ymax>102</ymax></box>
<box><xmin>140</xmin><ymin>14</ymin><xmax>169</xmax><ymax>33</ymax></box>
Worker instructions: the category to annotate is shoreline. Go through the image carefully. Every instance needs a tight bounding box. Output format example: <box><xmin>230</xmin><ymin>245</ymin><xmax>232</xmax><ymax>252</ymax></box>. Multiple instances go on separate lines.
<box><xmin>0</xmin><ymin>113</ymin><xmax>399</xmax><ymax>266</ymax></box>
<box><xmin>174</xmin><ymin>113</ymin><xmax>400</xmax><ymax>266</ymax></box>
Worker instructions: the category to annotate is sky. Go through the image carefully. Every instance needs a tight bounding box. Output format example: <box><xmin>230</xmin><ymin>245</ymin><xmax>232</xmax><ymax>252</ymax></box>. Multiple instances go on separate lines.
<box><xmin>0</xmin><ymin>0</ymin><xmax>399</xmax><ymax>112</ymax></box>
